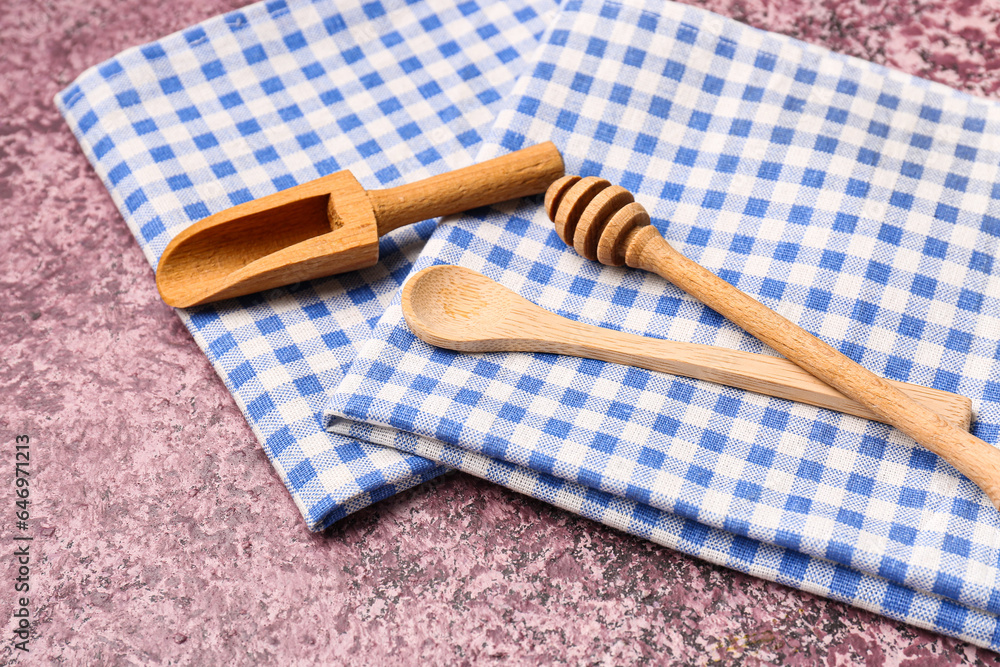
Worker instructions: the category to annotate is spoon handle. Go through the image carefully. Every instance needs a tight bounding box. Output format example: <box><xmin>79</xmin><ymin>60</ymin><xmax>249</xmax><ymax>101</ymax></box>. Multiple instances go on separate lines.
<box><xmin>503</xmin><ymin>310</ymin><xmax>972</xmax><ymax>429</ymax></box>
<box><xmin>367</xmin><ymin>142</ymin><xmax>564</xmax><ymax>236</ymax></box>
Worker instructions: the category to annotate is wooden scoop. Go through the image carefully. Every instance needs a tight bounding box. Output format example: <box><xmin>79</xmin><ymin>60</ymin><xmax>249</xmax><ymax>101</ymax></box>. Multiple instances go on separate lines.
<box><xmin>401</xmin><ymin>265</ymin><xmax>972</xmax><ymax>428</ymax></box>
<box><xmin>155</xmin><ymin>142</ymin><xmax>564</xmax><ymax>307</ymax></box>
<box><xmin>544</xmin><ymin>175</ymin><xmax>1000</xmax><ymax>510</ymax></box>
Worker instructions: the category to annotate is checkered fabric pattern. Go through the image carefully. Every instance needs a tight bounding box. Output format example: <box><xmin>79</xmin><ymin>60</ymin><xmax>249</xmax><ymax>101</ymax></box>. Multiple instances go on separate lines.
<box><xmin>57</xmin><ymin>0</ymin><xmax>558</xmax><ymax>530</ymax></box>
<box><xmin>326</xmin><ymin>0</ymin><xmax>1000</xmax><ymax>650</ymax></box>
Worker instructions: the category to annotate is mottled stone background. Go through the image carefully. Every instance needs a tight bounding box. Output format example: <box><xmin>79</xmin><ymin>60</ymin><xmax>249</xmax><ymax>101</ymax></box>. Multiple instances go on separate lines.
<box><xmin>2</xmin><ymin>0</ymin><xmax>1000</xmax><ymax>664</ymax></box>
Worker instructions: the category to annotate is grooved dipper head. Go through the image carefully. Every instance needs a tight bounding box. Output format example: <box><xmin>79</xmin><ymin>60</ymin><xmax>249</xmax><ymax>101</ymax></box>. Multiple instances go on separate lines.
<box><xmin>544</xmin><ymin>175</ymin><xmax>651</xmax><ymax>266</ymax></box>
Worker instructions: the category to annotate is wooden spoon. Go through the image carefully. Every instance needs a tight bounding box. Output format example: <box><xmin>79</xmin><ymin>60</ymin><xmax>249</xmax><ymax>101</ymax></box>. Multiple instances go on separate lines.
<box><xmin>155</xmin><ymin>142</ymin><xmax>564</xmax><ymax>307</ymax></box>
<box><xmin>544</xmin><ymin>175</ymin><xmax>1000</xmax><ymax>509</ymax></box>
<box><xmin>401</xmin><ymin>265</ymin><xmax>971</xmax><ymax>429</ymax></box>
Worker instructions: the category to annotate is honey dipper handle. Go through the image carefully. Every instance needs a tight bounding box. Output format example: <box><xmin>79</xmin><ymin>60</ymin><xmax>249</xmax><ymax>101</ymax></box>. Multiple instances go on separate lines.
<box><xmin>627</xmin><ymin>227</ymin><xmax>1000</xmax><ymax>511</ymax></box>
<box><xmin>366</xmin><ymin>142</ymin><xmax>565</xmax><ymax>236</ymax></box>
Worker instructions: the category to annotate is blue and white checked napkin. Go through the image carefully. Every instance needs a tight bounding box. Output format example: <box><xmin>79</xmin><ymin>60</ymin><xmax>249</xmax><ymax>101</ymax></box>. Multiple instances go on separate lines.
<box><xmin>326</xmin><ymin>0</ymin><xmax>1000</xmax><ymax>650</ymax></box>
<box><xmin>57</xmin><ymin>0</ymin><xmax>560</xmax><ymax>530</ymax></box>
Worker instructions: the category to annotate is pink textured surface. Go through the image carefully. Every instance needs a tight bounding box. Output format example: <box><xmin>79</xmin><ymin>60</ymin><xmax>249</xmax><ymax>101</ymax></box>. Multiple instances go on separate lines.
<box><xmin>2</xmin><ymin>0</ymin><xmax>1000</xmax><ymax>663</ymax></box>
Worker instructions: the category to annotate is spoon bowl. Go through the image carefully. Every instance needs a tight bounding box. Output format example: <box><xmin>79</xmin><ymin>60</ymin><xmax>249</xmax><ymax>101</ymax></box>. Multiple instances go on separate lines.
<box><xmin>402</xmin><ymin>265</ymin><xmax>513</xmax><ymax>350</ymax></box>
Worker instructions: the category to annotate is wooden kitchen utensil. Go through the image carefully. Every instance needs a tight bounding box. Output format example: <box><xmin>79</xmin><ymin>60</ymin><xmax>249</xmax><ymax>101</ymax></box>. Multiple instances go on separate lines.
<box><xmin>155</xmin><ymin>142</ymin><xmax>564</xmax><ymax>307</ymax></box>
<box><xmin>402</xmin><ymin>265</ymin><xmax>972</xmax><ymax>428</ymax></box>
<box><xmin>544</xmin><ymin>175</ymin><xmax>1000</xmax><ymax>510</ymax></box>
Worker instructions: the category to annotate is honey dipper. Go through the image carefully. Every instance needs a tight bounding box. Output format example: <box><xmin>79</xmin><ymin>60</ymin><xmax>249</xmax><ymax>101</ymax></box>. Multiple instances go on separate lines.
<box><xmin>545</xmin><ymin>175</ymin><xmax>1000</xmax><ymax>510</ymax></box>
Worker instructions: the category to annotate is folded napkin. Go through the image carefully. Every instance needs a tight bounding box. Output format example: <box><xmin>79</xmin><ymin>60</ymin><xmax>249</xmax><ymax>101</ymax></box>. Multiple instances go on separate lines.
<box><xmin>326</xmin><ymin>0</ymin><xmax>1000</xmax><ymax>650</ymax></box>
<box><xmin>57</xmin><ymin>0</ymin><xmax>558</xmax><ymax>529</ymax></box>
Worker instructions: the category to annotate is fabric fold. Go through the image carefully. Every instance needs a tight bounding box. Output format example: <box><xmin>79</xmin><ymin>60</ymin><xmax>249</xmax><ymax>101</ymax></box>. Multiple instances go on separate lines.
<box><xmin>326</xmin><ymin>0</ymin><xmax>1000</xmax><ymax>649</ymax></box>
<box><xmin>56</xmin><ymin>0</ymin><xmax>558</xmax><ymax>530</ymax></box>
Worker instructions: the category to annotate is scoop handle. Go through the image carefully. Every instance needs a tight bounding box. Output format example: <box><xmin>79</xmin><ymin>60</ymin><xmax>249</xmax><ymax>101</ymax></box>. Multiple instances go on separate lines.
<box><xmin>366</xmin><ymin>142</ymin><xmax>565</xmax><ymax>236</ymax></box>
